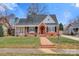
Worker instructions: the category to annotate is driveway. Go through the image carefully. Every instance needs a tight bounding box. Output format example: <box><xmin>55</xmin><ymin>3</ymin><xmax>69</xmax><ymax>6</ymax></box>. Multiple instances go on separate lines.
<box><xmin>61</xmin><ymin>35</ymin><xmax>79</xmax><ymax>41</ymax></box>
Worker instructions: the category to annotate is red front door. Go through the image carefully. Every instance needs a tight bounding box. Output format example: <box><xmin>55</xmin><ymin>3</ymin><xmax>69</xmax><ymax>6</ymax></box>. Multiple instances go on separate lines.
<box><xmin>40</xmin><ymin>26</ymin><xmax>45</xmax><ymax>34</ymax></box>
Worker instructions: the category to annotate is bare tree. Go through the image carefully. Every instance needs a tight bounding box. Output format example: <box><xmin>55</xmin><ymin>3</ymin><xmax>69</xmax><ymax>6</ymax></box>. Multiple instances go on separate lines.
<box><xmin>27</xmin><ymin>3</ymin><xmax>47</xmax><ymax>23</ymax></box>
<box><xmin>0</xmin><ymin>4</ymin><xmax>11</xmax><ymax>28</ymax></box>
<box><xmin>27</xmin><ymin>3</ymin><xmax>47</xmax><ymax>16</ymax></box>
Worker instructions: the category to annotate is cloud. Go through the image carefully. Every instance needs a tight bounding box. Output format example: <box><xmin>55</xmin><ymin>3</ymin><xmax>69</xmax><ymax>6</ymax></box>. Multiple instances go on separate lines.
<box><xmin>0</xmin><ymin>5</ymin><xmax>5</xmax><ymax>11</ymax></box>
<box><xmin>3</xmin><ymin>3</ymin><xmax>18</xmax><ymax>10</ymax></box>
<box><xmin>0</xmin><ymin>3</ymin><xmax>18</xmax><ymax>11</ymax></box>
<box><xmin>75</xmin><ymin>3</ymin><xmax>79</xmax><ymax>7</ymax></box>
<box><xmin>63</xmin><ymin>10</ymin><xmax>72</xmax><ymax>24</ymax></box>
<box><xmin>64</xmin><ymin>10</ymin><xmax>71</xmax><ymax>18</ymax></box>
<box><xmin>72</xmin><ymin>3</ymin><xmax>79</xmax><ymax>7</ymax></box>
<box><xmin>0</xmin><ymin>3</ymin><xmax>25</xmax><ymax>18</ymax></box>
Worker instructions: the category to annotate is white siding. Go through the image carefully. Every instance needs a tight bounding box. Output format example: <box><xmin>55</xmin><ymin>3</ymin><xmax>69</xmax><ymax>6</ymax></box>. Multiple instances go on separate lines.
<box><xmin>15</xmin><ymin>27</ymin><xmax>25</xmax><ymax>36</ymax></box>
<box><xmin>43</xmin><ymin>15</ymin><xmax>55</xmax><ymax>23</ymax></box>
<box><xmin>48</xmin><ymin>25</ymin><xmax>56</xmax><ymax>32</ymax></box>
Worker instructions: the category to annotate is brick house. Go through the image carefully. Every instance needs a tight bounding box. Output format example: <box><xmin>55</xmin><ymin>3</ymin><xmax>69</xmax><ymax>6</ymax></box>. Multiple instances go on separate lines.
<box><xmin>15</xmin><ymin>14</ymin><xmax>58</xmax><ymax>36</ymax></box>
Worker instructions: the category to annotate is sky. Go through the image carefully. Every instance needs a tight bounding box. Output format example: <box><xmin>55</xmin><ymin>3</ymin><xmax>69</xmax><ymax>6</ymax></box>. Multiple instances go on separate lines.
<box><xmin>0</xmin><ymin>3</ymin><xmax>79</xmax><ymax>25</ymax></box>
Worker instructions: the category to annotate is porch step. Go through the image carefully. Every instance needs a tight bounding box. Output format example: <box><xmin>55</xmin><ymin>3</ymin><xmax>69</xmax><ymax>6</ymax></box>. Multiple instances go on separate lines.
<box><xmin>40</xmin><ymin>45</ymin><xmax>57</xmax><ymax>48</ymax></box>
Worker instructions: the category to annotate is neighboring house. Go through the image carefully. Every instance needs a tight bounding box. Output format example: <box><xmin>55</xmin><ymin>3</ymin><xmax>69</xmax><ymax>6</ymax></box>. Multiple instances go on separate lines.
<box><xmin>15</xmin><ymin>14</ymin><xmax>58</xmax><ymax>36</ymax></box>
<box><xmin>64</xmin><ymin>19</ymin><xmax>79</xmax><ymax>35</ymax></box>
<box><xmin>0</xmin><ymin>16</ymin><xmax>15</xmax><ymax>36</ymax></box>
<box><xmin>0</xmin><ymin>17</ymin><xmax>9</xmax><ymax>36</ymax></box>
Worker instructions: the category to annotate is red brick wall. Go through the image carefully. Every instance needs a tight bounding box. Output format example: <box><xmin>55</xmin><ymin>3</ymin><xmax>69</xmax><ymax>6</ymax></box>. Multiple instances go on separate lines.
<box><xmin>47</xmin><ymin>32</ymin><xmax>58</xmax><ymax>36</ymax></box>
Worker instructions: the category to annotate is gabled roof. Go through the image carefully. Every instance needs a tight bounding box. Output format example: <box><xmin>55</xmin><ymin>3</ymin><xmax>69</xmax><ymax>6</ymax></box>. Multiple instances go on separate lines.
<box><xmin>16</xmin><ymin>14</ymin><xmax>58</xmax><ymax>25</ymax></box>
<box><xmin>67</xmin><ymin>19</ymin><xmax>79</xmax><ymax>28</ymax></box>
<box><xmin>72</xmin><ymin>19</ymin><xmax>79</xmax><ymax>28</ymax></box>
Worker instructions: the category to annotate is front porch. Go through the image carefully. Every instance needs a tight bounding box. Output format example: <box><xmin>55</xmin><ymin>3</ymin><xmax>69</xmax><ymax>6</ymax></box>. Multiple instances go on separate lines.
<box><xmin>15</xmin><ymin>26</ymin><xmax>47</xmax><ymax>36</ymax></box>
<box><xmin>15</xmin><ymin>26</ymin><xmax>38</xmax><ymax>36</ymax></box>
<box><xmin>15</xmin><ymin>23</ymin><xmax>58</xmax><ymax>36</ymax></box>
<box><xmin>72</xmin><ymin>28</ymin><xmax>79</xmax><ymax>35</ymax></box>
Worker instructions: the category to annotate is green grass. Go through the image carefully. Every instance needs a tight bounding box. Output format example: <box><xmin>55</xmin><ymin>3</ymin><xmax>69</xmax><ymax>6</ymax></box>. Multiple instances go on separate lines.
<box><xmin>0</xmin><ymin>36</ymin><xmax>40</xmax><ymax>48</ymax></box>
<box><xmin>49</xmin><ymin>36</ymin><xmax>79</xmax><ymax>49</ymax></box>
<box><xmin>49</xmin><ymin>36</ymin><xmax>79</xmax><ymax>45</ymax></box>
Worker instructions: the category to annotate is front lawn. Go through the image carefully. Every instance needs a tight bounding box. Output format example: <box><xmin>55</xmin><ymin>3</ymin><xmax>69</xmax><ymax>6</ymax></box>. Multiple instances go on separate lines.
<box><xmin>49</xmin><ymin>36</ymin><xmax>79</xmax><ymax>44</ymax></box>
<box><xmin>49</xmin><ymin>36</ymin><xmax>79</xmax><ymax>49</ymax></box>
<box><xmin>0</xmin><ymin>36</ymin><xmax>40</xmax><ymax>48</ymax></box>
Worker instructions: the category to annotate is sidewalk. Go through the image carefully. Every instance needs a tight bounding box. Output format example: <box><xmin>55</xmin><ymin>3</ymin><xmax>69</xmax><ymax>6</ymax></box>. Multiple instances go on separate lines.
<box><xmin>51</xmin><ymin>49</ymin><xmax>79</xmax><ymax>54</ymax></box>
<box><xmin>61</xmin><ymin>35</ymin><xmax>79</xmax><ymax>41</ymax></box>
<box><xmin>0</xmin><ymin>48</ymin><xmax>79</xmax><ymax>54</ymax></box>
<box><xmin>0</xmin><ymin>48</ymin><xmax>56</xmax><ymax>54</ymax></box>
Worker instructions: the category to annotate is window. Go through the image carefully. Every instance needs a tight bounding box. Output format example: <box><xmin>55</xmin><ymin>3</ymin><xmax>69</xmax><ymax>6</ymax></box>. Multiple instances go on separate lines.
<box><xmin>73</xmin><ymin>28</ymin><xmax>78</xmax><ymax>32</ymax></box>
<box><xmin>16</xmin><ymin>27</ymin><xmax>24</xmax><ymax>35</ymax></box>
<box><xmin>48</xmin><ymin>26</ymin><xmax>55</xmax><ymax>32</ymax></box>
<box><xmin>52</xmin><ymin>27</ymin><xmax>55</xmax><ymax>32</ymax></box>
<box><xmin>29</xmin><ymin>27</ymin><xmax>35</xmax><ymax>33</ymax></box>
<box><xmin>29</xmin><ymin>27</ymin><xmax>34</xmax><ymax>31</ymax></box>
<box><xmin>20</xmin><ymin>27</ymin><xmax>23</xmax><ymax>33</ymax></box>
<box><xmin>48</xmin><ymin>27</ymin><xmax>52</xmax><ymax>32</ymax></box>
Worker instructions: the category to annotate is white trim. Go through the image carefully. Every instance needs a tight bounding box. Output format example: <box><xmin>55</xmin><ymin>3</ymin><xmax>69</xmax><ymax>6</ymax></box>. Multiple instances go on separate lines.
<box><xmin>15</xmin><ymin>25</ymin><xmax>38</xmax><ymax>27</ymax></box>
<box><xmin>47</xmin><ymin>25</ymin><xmax>57</xmax><ymax>27</ymax></box>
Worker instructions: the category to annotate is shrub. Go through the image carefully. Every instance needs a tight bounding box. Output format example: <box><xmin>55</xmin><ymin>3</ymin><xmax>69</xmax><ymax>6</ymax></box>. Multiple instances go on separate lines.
<box><xmin>0</xmin><ymin>25</ymin><xmax>4</xmax><ymax>37</ymax></box>
<box><xmin>8</xmin><ymin>29</ymin><xmax>15</xmax><ymax>36</ymax></box>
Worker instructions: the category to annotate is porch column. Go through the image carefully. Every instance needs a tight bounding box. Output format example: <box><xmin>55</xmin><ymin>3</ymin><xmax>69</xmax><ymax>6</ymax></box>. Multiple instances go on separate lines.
<box><xmin>27</xmin><ymin>27</ymin><xmax>29</xmax><ymax>33</ymax></box>
<box><xmin>25</xmin><ymin>27</ymin><xmax>27</xmax><ymax>36</ymax></box>
<box><xmin>15</xmin><ymin>27</ymin><xmax>19</xmax><ymax>36</ymax></box>
<box><xmin>35</xmin><ymin>27</ymin><xmax>38</xmax><ymax>34</ymax></box>
<box><xmin>45</xmin><ymin>26</ymin><xmax>47</xmax><ymax>34</ymax></box>
<box><xmin>15</xmin><ymin>26</ymin><xmax>16</xmax><ymax>36</ymax></box>
<box><xmin>37</xmin><ymin>26</ymin><xmax>40</xmax><ymax>34</ymax></box>
<box><xmin>55</xmin><ymin>26</ymin><xmax>57</xmax><ymax>32</ymax></box>
<box><xmin>57</xmin><ymin>25</ymin><xmax>59</xmax><ymax>33</ymax></box>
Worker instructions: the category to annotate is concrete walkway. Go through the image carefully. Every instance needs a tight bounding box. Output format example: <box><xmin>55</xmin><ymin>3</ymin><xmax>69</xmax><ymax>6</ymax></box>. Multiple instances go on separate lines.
<box><xmin>0</xmin><ymin>48</ymin><xmax>79</xmax><ymax>54</ymax></box>
<box><xmin>61</xmin><ymin>35</ymin><xmax>79</xmax><ymax>41</ymax></box>
<box><xmin>40</xmin><ymin>37</ymin><xmax>54</xmax><ymax>45</ymax></box>
<box><xmin>0</xmin><ymin>48</ymin><xmax>56</xmax><ymax>54</ymax></box>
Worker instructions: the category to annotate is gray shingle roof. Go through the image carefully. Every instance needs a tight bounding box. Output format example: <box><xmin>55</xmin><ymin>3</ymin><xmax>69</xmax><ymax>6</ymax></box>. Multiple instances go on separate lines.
<box><xmin>16</xmin><ymin>14</ymin><xmax>58</xmax><ymax>25</ymax></box>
